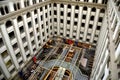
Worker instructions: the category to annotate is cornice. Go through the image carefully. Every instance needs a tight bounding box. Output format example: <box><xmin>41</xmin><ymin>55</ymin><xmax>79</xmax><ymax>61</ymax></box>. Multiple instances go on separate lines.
<box><xmin>0</xmin><ymin>0</ymin><xmax>51</xmax><ymax>24</ymax></box>
<box><xmin>0</xmin><ymin>0</ymin><xmax>106</xmax><ymax>24</ymax></box>
<box><xmin>51</xmin><ymin>0</ymin><xmax>106</xmax><ymax>9</ymax></box>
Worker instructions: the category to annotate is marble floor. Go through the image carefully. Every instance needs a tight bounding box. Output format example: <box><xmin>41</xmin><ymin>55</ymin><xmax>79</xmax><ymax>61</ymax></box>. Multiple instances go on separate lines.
<box><xmin>16</xmin><ymin>38</ymin><xmax>95</xmax><ymax>80</ymax></box>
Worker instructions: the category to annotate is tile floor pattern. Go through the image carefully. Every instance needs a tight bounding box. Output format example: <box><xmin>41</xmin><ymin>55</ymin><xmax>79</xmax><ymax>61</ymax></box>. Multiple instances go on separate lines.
<box><xmin>14</xmin><ymin>38</ymin><xmax>94</xmax><ymax>80</ymax></box>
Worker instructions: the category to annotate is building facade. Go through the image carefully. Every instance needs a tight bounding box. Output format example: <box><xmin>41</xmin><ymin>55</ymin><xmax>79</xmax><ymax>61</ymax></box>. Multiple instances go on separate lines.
<box><xmin>0</xmin><ymin>0</ymin><xmax>119</xmax><ymax>80</ymax></box>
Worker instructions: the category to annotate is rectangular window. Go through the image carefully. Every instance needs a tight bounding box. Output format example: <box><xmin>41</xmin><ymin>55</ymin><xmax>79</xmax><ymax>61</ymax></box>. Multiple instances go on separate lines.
<box><xmin>67</xmin><ymin>20</ymin><xmax>70</xmax><ymax>24</ymax></box>
<box><xmin>74</xmin><ymin>22</ymin><xmax>78</xmax><ymax>25</ymax></box>
<box><xmin>67</xmin><ymin>34</ymin><xmax>69</xmax><ymax>37</ymax></box>
<box><xmin>54</xmin><ymin>18</ymin><xmax>57</xmax><ymax>22</ymax></box>
<box><xmin>60</xmin><ymin>19</ymin><xmax>63</xmax><ymax>23</ymax></box>
<box><xmin>82</xmin><ymin>15</ymin><xmax>86</xmax><ymax>19</ymax></box>
<box><xmin>61</xmin><ymin>11</ymin><xmax>63</xmax><ymax>16</ymax></box>
<box><xmin>75</xmin><ymin>13</ymin><xmax>78</xmax><ymax>18</ymax></box>
<box><xmin>89</xmin><ymin>24</ymin><xmax>93</xmax><ymax>28</ymax></box>
<box><xmin>55</xmin><ymin>31</ymin><xmax>57</xmax><ymax>34</ymax></box>
<box><xmin>81</xmin><ymin>23</ymin><xmax>85</xmax><ymax>27</ymax></box>
<box><xmin>97</xmin><ymin>26</ymin><xmax>101</xmax><ymax>30</ymax></box>
<box><xmin>54</xmin><ymin>10</ymin><xmax>57</xmax><ymax>15</ymax></box>
<box><xmin>98</xmin><ymin>17</ymin><xmax>103</xmax><ymax>22</ymax></box>
<box><xmin>42</xmin><ymin>32</ymin><xmax>44</xmax><ymax>36</ymax></box>
<box><xmin>67</xmin><ymin>12</ymin><xmax>71</xmax><ymax>17</ymax></box>
<box><xmin>86</xmin><ymin>39</ymin><xmax>90</xmax><ymax>42</ymax></box>
<box><xmin>73</xmin><ymin>36</ymin><xmax>76</xmax><ymax>38</ymax></box>
<box><xmin>60</xmin><ymin>33</ymin><xmax>63</xmax><ymax>35</ymax></box>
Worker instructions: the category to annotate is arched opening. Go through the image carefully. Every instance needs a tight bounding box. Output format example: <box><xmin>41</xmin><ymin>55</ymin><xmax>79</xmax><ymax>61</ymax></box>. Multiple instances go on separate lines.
<box><xmin>34</xmin><ymin>9</ymin><xmax>37</xmax><ymax>14</ymax></box>
<box><xmin>26</xmin><ymin>12</ymin><xmax>31</xmax><ymax>18</ymax></box>
<box><xmin>17</xmin><ymin>16</ymin><xmax>23</xmax><ymax>22</ymax></box>
<box><xmin>92</xmin><ymin>7</ymin><xmax>96</xmax><ymax>12</ymax></box>
<box><xmin>67</xmin><ymin>4</ymin><xmax>71</xmax><ymax>9</ymax></box>
<box><xmin>32</xmin><ymin>0</ymin><xmax>36</xmax><ymax>4</ymax></box>
<box><xmin>90</xmin><ymin>16</ymin><xmax>94</xmax><ymax>21</ymax></box>
<box><xmin>17</xmin><ymin>2</ymin><xmax>20</xmax><ymax>9</ymax></box>
<box><xmin>100</xmin><ymin>8</ymin><xmax>105</xmax><ymax>13</ymax></box>
<box><xmin>75</xmin><ymin>5</ymin><xmax>79</xmax><ymax>10</ymax></box>
<box><xmin>53</xmin><ymin>3</ymin><xmax>57</xmax><ymax>7</ymax></box>
<box><xmin>83</xmin><ymin>6</ymin><xmax>87</xmax><ymax>10</ymax></box>
<box><xmin>14</xmin><ymin>3</ymin><xmax>17</xmax><ymax>11</ymax></box>
<box><xmin>60</xmin><ymin>4</ymin><xmax>64</xmax><ymax>8</ymax></box>
<box><xmin>0</xmin><ymin>7</ymin><xmax>5</xmax><ymax>15</ymax></box>
<box><xmin>5</xmin><ymin>6</ymin><xmax>9</xmax><ymax>13</ymax></box>
<box><xmin>6</xmin><ymin>20</ymin><xmax>12</xmax><ymax>28</ymax></box>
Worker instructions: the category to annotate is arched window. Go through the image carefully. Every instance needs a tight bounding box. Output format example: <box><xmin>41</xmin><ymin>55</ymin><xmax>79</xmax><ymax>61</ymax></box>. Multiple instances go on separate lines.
<box><xmin>5</xmin><ymin>6</ymin><xmax>9</xmax><ymax>13</ymax></box>
<box><xmin>84</xmin><ymin>0</ymin><xmax>88</xmax><ymax>2</ymax></box>
<box><xmin>34</xmin><ymin>9</ymin><xmax>37</xmax><ymax>14</ymax></box>
<box><xmin>100</xmin><ymin>8</ymin><xmax>105</xmax><ymax>13</ymax></box>
<box><xmin>24</xmin><ymin>0</ymin><xmax>29</xmax><ymax>7</ymax></box>
<box><xmin>75</xmin><ymin>5</ymin><xmax>79</xmax><ymax>10</ymax></box>
<box><xmin>92</xmin><ymin>7</ymin><xmax>96</xmax><ymax>12</ymax></box>
<box><xmin>0</xmin><ymin>7</ymin><xmax>5</xmax><ymax>15</ymax></box>
<box><xmin>6</xmin><ymin>20</ymin><xmax>12</xmax><ymax>28</ymax></box>
<box><xmin>33</xmin><ymin>0</ymin><xmax>36</xmax><ymax>4</ymax></box>
<box><xmin>26</xmin><ymin>12</ymin><xmax>31</xmax><ymax>18</ymax></box>
<box><xmin>90</xmin><ymin>16</ymin><xmax>94</xmax><ymax>20</ymax></box>
<box><xmin>67</xmin><ymin>4</ymin><xmax>71</xmax><ymax>9</ymax></box>
<box><xmin>17</xmin><ymin>3</ymin><xmax>20</xmax><ymax>9</ymax></box>
<box><xmin>14</xmin><ymin>3</ymin><xmax>17</xmax><ymax>11</ymax></box>
<box><xmin>60</xmin><ymin>4</ymin><xmax>64</xmax><ymax>8</ymax></box>
<box><xmin>53</xmin><ymin>3</ymin><xmax>57</xmax><ymax>7</ymax></box>
<box><xmin>83</xmin><ymin>6</ymin><xmax>87</xmax><ymax>10</ymax></box>
<box><xmin>17</xmin><ymin>16</ymin><xmax>23</xmax><ymax>22</ymax></box>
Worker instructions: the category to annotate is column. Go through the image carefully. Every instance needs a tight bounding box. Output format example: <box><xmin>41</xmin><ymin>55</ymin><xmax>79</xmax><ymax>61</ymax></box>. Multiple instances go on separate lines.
<box><xmin>8</xmin><ymin>2</ymin><xmax>14</xmax><ymax>12</ymax></box>
<box><xmin>113</xmin><ymin>22</ymin><xmax>120</xmax><ymax>41</ymax></box>
<box><xmin>51</xmin><ymin>3</ymin><xmax>54</xmax><ymax>35</ymax></box>
<box><xmin>0</xmin><ymin>55</ymin><xmax>10</xmax><ymax>79</ymax></box>
<box><xmin>110</xmin><ymin>11</ymin><xmax>114</xmax><ymax>22</ymax></box>
<box><xmin>57</xmin><ymin>4</ymin><xmax>60</xmax><ymax>35</ymax></box>
<box><xmin>36</xmin><ymin>0</ymin><xmax>39</xmax><ymax>3</ymax></box>
<box><xmin>83</xmin><ymin>8</ymin><xmax>91</xmax><ymax>41</ymax></box>
<box><xmin>111</xmin><ymin>15</ymin><xmax>116</xmax><ymax>30</ymax></box>
<box><xmin>89</xmin><ymin>0</ymin><xmax>93</xmax><ymax>2</ymax></box>
<box><xmin>98</xmin><ymin>0</ymin><xmax>102</xmax><ymax>3</ymax></box>
<box><xmin>31</xmin><ymin>11</ymin><xmax>39</xmax><ymax>49</ymax></box>
<box><xmin>63</xmin><ymin>5</ymin><xmax>67</xmax><ymax>37</ymax></box>
<box><xmin>115</xmin><ymin>43</ymin><xmax>120</xmax><ymax>61</ymax></box>
<box><xmin>43</xmin><ymin>7</ymin><xmax>47</xmax><ymax>40</ymax></box>
<box><xmin>76</xmin><ymin>7</ymin><xmax>83</xmax><ymax>40</ymax></box>
<box><xmin>23</xmin><ymin>14</ymin><xmax>33</xmax><ymax>55</ymax></box>
<box><xmin>80</xmin><ymin>0</ymin><xmax>84</xmax><ymax>2</ymax></box>
<box><xmin>20</xmin><ymin>0</ymin><xmax>25</xmax><ymax>8</ymax></box>
<box><xmin>12</xmin><ymin>18</ymin><xmax>27</xmax><ymax>62</ymax></box>
<box><xmin>29</xmin><ymin>0</ymin><xmax>33</xmax><ymax>5</ymax></box>
<box><xmin>70</xmin><ymin>6</ymin><xmax>75</xmax><ymax>38</ymax></box>
<box><xmin>95</xmin><ymin>38</ymin><xmax>108</xmax><ymax>76</ymax></box>
<box><xmin>37</xmin><ymin>8</ymin><xmax>43</xmax><ymax>44</ymax></box>
<box><xmin>0</xmin><ymin>24</ymin><xmax>19</xmax><ymax>69</ymax></box>
<box><xmin>90</xmin><ymin>9</ymin><xmax>100</xmax><ymax>43</ymax></box>
<box><xmin>96</xmin><ymin>49</ymin><xmax>109</xmax><ymax>79</ymax></box>
<box><xmin>95</xmin><ymin>31</ymin><xmax>108</xmax><ymax>69</ymax></box>
<box><xmin>47</xmin><ymin>4</ymin><xmax>51</xmax><ymax>37</ymax></box>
